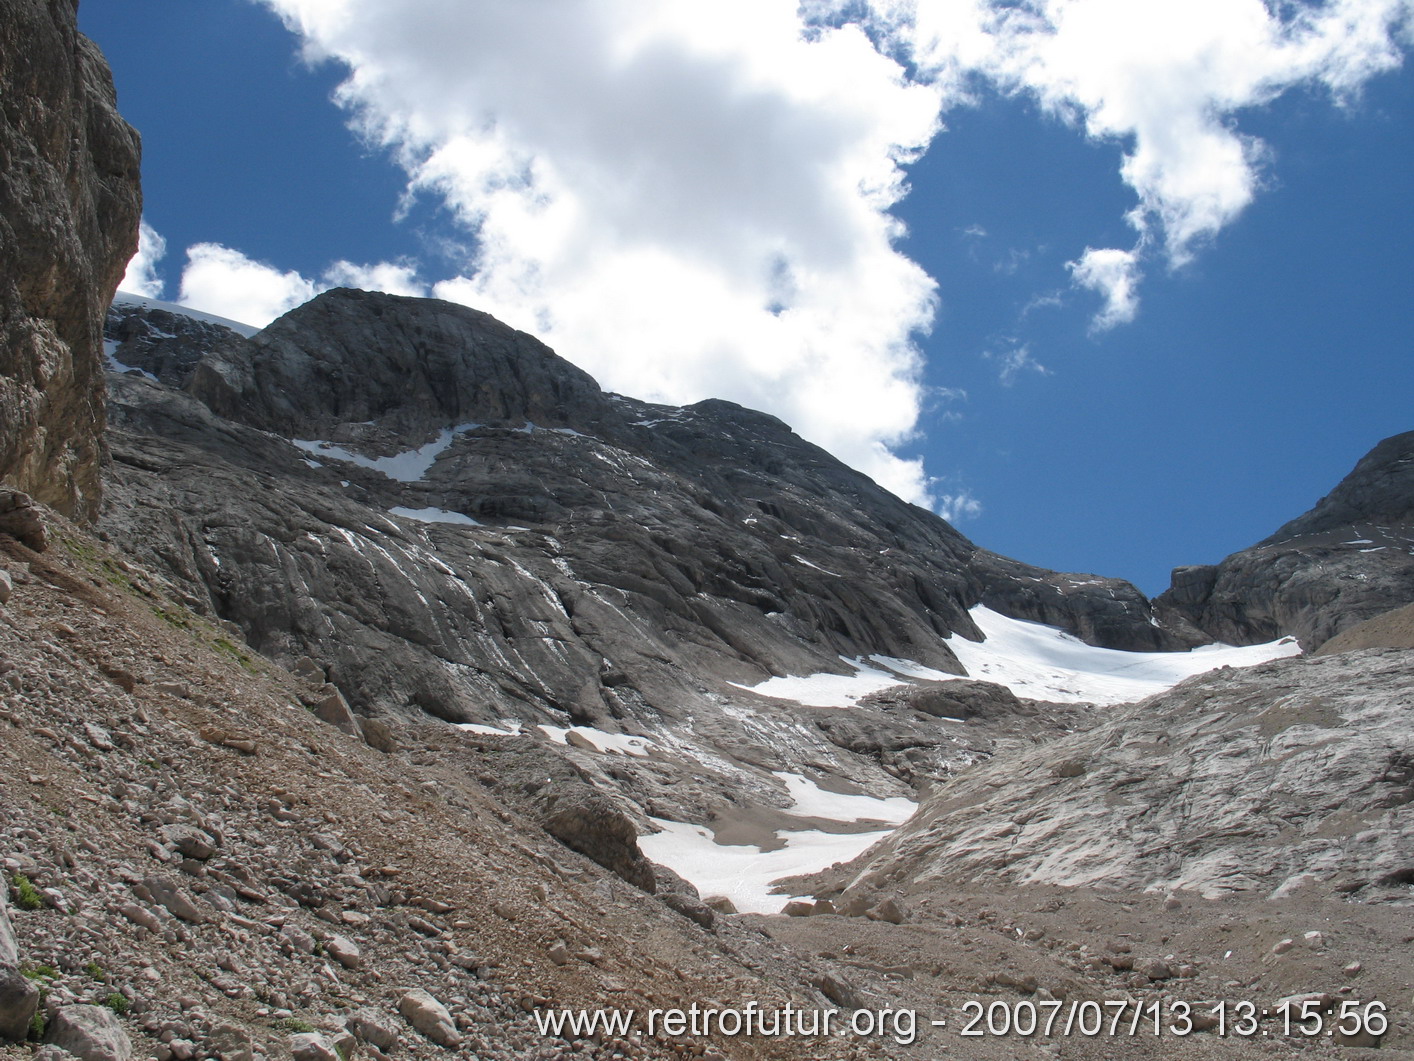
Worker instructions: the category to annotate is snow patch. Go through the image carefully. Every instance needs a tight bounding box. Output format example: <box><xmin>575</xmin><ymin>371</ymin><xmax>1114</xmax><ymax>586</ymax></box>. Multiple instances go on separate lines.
<box><xmin>389</xmin><ymin>506</ymin><xmax>480</xmax><ymax>527</ymax></box>
<box><xmin>293</xmin><ymin>423</ymin><xmax>478</xmax><ymax>482</ymax></box>
<box><xmin>772</xmin><ymin>771</ymin><xmax>914</xmax><ymax>825</ymax></box>
<box><xmin>945</xmin><ymin>605</ymin><xmax>1301</xmax><ymax>706</ymax></box>
<box><xmin>112</xmin><ymin>291</ymin><xmax>260</xmax><ymax>337</ymax></box>
<box><xmin>537</xmin><ymin>725</ymin><xmax>654</xmax><ymax>757</ymax></box>
<box><xmin>639</xmin><ymin>818</ymin><xmax>894</xmax><ymax>915</ymax></box>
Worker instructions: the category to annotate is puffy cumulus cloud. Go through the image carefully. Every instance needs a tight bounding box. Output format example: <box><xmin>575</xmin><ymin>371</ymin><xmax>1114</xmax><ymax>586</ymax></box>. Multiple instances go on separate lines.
<box><xmin>1066</xmin><ymin>247</ymin><xmax>1141</xmax><ymax>331</ymax></box>
<box><xmin>875</xmin><ymin>0</ymin><xmax>1414</xmax><ymax>265</ymax></box>
<box><xmin>324</xmin><ymin>259</ymin><xmax>426</xmax><ymax>297</ymax></box>
<box><xmin>120</xmin><ymin>219</ymin><xmax>167</xmax><ymax>298</ymax></box>
<box><xmin>178</xmin><ymin>244</ymin><xmax>318</xmax><ymax>328</ymax></box>
<box><xmin>259</xmin><ymin>0</ymin><xmax>946</xmax><ymax>505</ymax></box>
<box><xmin>249</xmin><ymin>0</ymin><xmax>1411</xmax><ymax>504</ymax></box>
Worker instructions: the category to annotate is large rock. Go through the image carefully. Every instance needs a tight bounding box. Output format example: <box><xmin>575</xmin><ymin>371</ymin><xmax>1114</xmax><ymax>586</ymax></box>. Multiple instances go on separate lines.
<box><xmin>841</xmin><ymin>650</ymin><xmax>1414</xmax><ymax>899</ymax></box>
<box><xmin>397</xmin><ymin>989</ymin><xmax>460</xmax><ymax>1048</ymax></box>
<box><xmin>0</xmin><ymin>0</ymin><xmax>141</xmax><ymax>518</ymax></box>
<box><xmin>0</xmin><ymin>968</ymin><xmax>39</xmax><ymax>1043</ymax></box>
<box><xmin>541</xmin><ymin>791</ymin><xmax>656</xmax><ymax>894</ymax></box>
<box><xmin>0</xmin><ymin>879</ymin><xmax>16</xmax><ymax>967</ymax></box>
<box><xmin>1156</xmin><ymin>430</ymin><xmax>1414</xmax><ymax>648</ymax></box>
<box><xmin>44</xmin><ymin>1005</ymin><xmax>132</xmax><ymax>1061</ymax></box>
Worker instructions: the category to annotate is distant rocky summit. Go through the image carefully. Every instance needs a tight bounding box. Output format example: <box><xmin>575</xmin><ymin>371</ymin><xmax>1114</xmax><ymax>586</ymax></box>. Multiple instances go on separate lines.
<box><xmin>1156</xmin><ymin>430</ymin><xmax>1414</xmax><ymax>649</ymax></box>
<box><xmin>0</xmin><ymin>0</ymin><xmax>141</xmax><ymax>519</ymax></box>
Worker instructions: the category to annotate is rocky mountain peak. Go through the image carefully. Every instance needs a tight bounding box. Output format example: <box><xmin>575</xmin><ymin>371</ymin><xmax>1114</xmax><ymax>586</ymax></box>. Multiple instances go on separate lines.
<box><xmin>189</xmin><ymin>288</ymin><xmax>612</xmax><ymax>442</ymax></box>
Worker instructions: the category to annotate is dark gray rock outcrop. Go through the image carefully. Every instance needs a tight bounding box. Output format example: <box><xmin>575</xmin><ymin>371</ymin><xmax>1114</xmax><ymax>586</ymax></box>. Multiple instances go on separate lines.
<box><xmin>0</xmin><ymin>0</ymin><xmax>141</xmax><ymax>518</ymax></box>
<box><xmin>1155</xmin><ymin>431</ymin><xmax>1414</xmax><ymax>648</ymax></box>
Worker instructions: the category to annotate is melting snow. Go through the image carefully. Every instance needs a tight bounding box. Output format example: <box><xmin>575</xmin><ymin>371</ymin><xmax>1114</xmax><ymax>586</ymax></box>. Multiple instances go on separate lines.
<box><xmin>456</xmin><ymin>720</ymin><xmax>524</xmax><ymax>737</ymax></box>
<box><xmin>293</xmin><ymin>423</ymin><xmax>479</xmax><ymax>482</ymax></box>
<box><xmin>772</xmin><ymin>771</ymin><xmax>915</xmax><ymax>824</ymax></box>
<box><xmin>103</xmin><ymin>339</ymin><xmax>158</xmax><ymax>381</ymax></box>
<box><xmin>734</xmin><ymin>606</ymin><xmax>1299</xmax><ymax>709</ymax></box>
<box><xmin>639</xmin><ymin>819</ymin><xmax>893</xmax><ymax>915</ymax></box>
<box><xmin>945</xmin><ymin>605</ymin><xmax>1300</xmax><ymax>705</ymax></box>
<box><xmin>389</xmin><ymin>506</ymin><xmax>480</xmax><ymax>527</ymax></box>
<box><xmin>112</xmin><ymin>292</ymin><xmax>260</xmax><ymax>337</ymax></box>
<box><xmin>537</xmin><ymin>725</ymin><xmax>655</xmax><ymax>757</ymax></box>
<box><xmin>729</xmin><ymin>657</ymin><xmax>929</xmax><ymax>707</ymax></box>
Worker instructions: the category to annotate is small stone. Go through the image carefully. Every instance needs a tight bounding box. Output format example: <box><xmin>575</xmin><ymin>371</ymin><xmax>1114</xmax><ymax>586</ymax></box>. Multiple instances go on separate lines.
<box><xmin>158</xmin><ymin>825</ymin><xmax>218</xmax><ymax>862</ymax></box>
<box><xmin>1302</xmin><ymin>931</ymin><xmax>1325</xmax><ymax>950</ymax></box>
<box><xmin>867</xmin><ymin>898</ymin><xmax>906</xmax><ymax>924</ymax></box>
<box><xmin>0</xmin><ymin>570</ymin><xmax>11</xmax><ymax>605</ymax></box>
<box><xmin>547</xmin><ymin>941</ymin><xmax>570</xmax><ymax>966</ymax></box>
<box><xmin>1272</xmin><ymin>938</ymin><xmax>1295</xmax><ymax>955</ymax></box>
<box><xmin>142</xmin><ymin>878</ymin><xmax>206</xmax><ymax>924</ymax></box>
<box><xmin>1344</xmin><ymin>961</ymin><xmax>1362</xmax><ymax>976</ymax></box>
<box><xmin>781</xmin><ymin>900</ymin><xmax>814</xmax><ymax>917</ymax></box>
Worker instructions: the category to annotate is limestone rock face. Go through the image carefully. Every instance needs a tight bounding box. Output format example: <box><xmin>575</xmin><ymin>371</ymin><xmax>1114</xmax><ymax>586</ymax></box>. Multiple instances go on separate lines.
<box><xmin>0</xmin><ymin>0</ymin><xmax>141</xmax><ymax>518</ymax></box>
<box><xmin>1155</xmin><ymin>431</ymin><xmax>1414</xmax><ymax>648</ymax></box>
<box><xmin>841</xmin><ymin>650</ymin><xmax>1414</xmax><ymax>900</ymax></box>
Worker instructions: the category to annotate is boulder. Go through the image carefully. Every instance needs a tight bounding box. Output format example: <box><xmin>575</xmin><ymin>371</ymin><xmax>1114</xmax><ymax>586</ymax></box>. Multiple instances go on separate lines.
<box><xmin>44</xmin><ymin>1005</ymin><xmax>132</xmax><ymax>1061</ymax></box>
<box><xmin>0</xmin><ymin>967</ymin><xmax>39</xmax><ymax>1042</ymax></box>
<box><xmin>397</xmin><ymin>989</ymin><xmax>459</xmax><ymax>1048</ymax></box>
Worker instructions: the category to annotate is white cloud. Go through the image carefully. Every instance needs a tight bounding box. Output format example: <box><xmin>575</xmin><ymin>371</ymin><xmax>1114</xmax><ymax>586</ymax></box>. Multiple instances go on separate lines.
<box><xmin>1066</xmin><ymin>247</ymin><xmax>1140</xmax><ymax>330</ymax></box>
<box><xmin>178</xmin><ymin>244</ymin><xmax>317</xmax><ymax>328</ymax></box>
<box><xmin>938</xmin><ymin>490</ymin><xmax>983</xmax><ymax>523</ymax></box>
<box><xmin>177</xmin><ymin>246</ymin><xmax>437</xmax><ymax>328</ymax></box>
<box><xmin>224</xmin><ymin>0</ymin><xmax>1410</xmax><ymax>505</ymax></box>
<box><xmin>876</xmin><ymin>0</ymin><xmax>1414</xmax><ymax>265</ymax></box>
<box><xmin>120</xmin><ymin>219</ymin><xmax>167</xmax><ymax>298</ymax></box>
<box><xmin>987</xmin><ymin>341</ymin><xmax>1053</xmax><ymax>384</ymax></box>
<box><xmin>259</xmin><ymin>0</ymin><xmax>946</xmax><ymax>505</ymax></box>
<box><xmin>324</xmin><ymin>259</ymin><xmax>426</xmax><ymax>297</ymax></box>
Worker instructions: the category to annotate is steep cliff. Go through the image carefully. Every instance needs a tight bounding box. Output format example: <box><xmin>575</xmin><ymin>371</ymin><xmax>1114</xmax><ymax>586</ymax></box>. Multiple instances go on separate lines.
<box><xmin>0</xmin><ymin>0</ymin><xmax>141</xmax><ymax>519</ymax></box>
<box><xmin>1155</xmin><ymin>430</ymin><xmax>1414</xmax><ymax>649</ymax></box>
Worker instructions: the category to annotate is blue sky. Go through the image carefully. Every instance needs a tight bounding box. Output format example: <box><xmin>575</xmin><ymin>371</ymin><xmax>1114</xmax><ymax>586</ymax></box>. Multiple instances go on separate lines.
<box><xmin>81</xmin><ymin>0</ymin><xmax>1414</xmax><ymax>595</ymax></box>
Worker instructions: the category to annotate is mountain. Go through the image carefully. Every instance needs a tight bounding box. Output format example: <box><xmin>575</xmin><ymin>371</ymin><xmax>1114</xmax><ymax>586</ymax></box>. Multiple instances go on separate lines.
<box><xmin>96</xmin><ymin>288</ymin><xmax>1305</xmax><ymax>902</ymax></box>
<box><xmin>1156</xmin><ymin>430</ymin><xmax>1414</xmax><ymax>649</ymax></box>
<box><xmin>5</xmin><ymin>8</ymin><xmax>1413</xmax><ymax>1058</ymax></box>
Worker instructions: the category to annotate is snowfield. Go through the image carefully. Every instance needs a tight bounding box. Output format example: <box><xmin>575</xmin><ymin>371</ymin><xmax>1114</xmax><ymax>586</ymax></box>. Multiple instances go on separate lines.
<box><xmin>733</xmin><ymin>605</ymin><xmax>1300</xmax><ymax>707</ymax></box>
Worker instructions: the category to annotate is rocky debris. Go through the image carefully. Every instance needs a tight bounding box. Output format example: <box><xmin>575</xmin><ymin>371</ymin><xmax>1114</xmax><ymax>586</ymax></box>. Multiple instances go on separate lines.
<box><xmin>44</xmin><ymin>1005</ymin><xmax>133</xmax><ymax>1061</ymax></box>
<box><xmin>1314</xmin><ymin>600</ymin><xmax>1414</xmax><ymax>654</ymax></box>
<box><xmin>0</xmin><ymin>0</ymin><xmax>141</xmax><ymax>519</ymax></box>
<box><xmin>835</xmin><ymin>649</ymin><xmax>1414</xmax><ymax>899</ymax></box>
<box><xmin>1</xmin><ymin>513</ymin><xmax>880</xmax><ymax>1061</ymax></box>
<box><xmin>1157</xmin><ymin>429</ymin><xmax>1414</xmax><ymax>648</ymax></box>
<box><xmin>397</xmin><ymin>989</ymin><xmax>459</xmax><ymax>1048</ymax></box>
<box><xmin>0</xmin><ymin>490</ymin><xmax>48</xmax><ymax>552</ymax></box>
